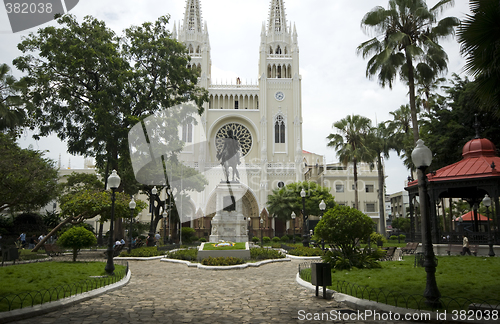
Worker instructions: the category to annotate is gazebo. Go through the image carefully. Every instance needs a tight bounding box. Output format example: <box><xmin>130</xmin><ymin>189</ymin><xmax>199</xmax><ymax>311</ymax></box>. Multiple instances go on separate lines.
<box><xmin>405</xmin><ymin>136</ymin><xmax>500</xmax><ymax>244</ymax></box>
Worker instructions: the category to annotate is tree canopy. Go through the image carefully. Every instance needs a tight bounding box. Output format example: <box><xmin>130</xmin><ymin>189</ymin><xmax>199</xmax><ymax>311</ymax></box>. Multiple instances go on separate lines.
<box><xmin>13</xmin><ymin>14</ymin><xmax>208</xmax><ymax>192</ymax></box>
<box><xmin>0</xmin><ymin>63</ymin><xmax>27</xmax><ymax>133</ymax></box>
<box><xmin>267</xmin><ymin>181</ymin><xmax>335</xmax><ymax>220</ymax></box>
<box><xmin>358</xmin><ymin>0</ymin><xmax>459</xmax><ymax>144</ymax></box>
<box><xmin>0</xmin><ymin>133</ymin><xmax>59</xmax><ymax>213</ymax></box>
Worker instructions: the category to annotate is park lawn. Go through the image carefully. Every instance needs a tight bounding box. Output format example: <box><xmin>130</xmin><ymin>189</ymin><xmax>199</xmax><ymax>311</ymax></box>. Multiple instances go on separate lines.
<box><xmin>0</xmin><ymin>262</ymin><xmax>127</xmax><ymax>312</ymax></box>
<box><xmin>203</xmin><ymin>242</ymin><xmax>247</xmax><ymax>250</ymax></box>
<box><xmin>303</xmin><ymin>255</ymin><xmax>500</xmax><ymax>310</ymax></box>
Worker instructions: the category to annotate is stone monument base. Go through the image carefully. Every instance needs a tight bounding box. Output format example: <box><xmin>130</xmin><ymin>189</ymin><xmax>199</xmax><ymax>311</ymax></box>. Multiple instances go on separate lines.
<box><xmin>209</xmin><ymin>181</ymin><xmax>248</xmax><ymax>243</ymax></box>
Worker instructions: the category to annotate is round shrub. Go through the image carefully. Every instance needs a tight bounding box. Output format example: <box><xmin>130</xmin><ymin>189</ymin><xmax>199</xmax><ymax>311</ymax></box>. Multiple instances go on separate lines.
<box><xmin>199</xmin><ymin>237</ymin><xmax>207</xmax><ymax>242</ymax></box>
<box><xmin>252</xmin><ymin>236</ymin><xmax>259</xmax><ymax>243</ymax></box>
<box><xmin>57</xmin><ymin>226</ymin><xmax>96</xmax><ymax>262</ymax></box>
<box><xmin>263</xmin><ymin>236</ymin><xmax>271</xmax><ymax>243</ymax></box>
<box><xmin>398</xmin><ymin>234</ymin><xmax>406</xmax><ymax>241</ymax></box>
<box><xmin>280</xmin><ymin>235</ymin><xmax>289</xmax><ymax>242</ymax></box>
<box><xmin>390</xmin><ymin>235</ymin><xmax>398</xmax><ymax>240</ymax></box>
<box><xmin>272</xmin><ymin>236</ymin><xmax>280</xmax><ymax>243</ymax></box>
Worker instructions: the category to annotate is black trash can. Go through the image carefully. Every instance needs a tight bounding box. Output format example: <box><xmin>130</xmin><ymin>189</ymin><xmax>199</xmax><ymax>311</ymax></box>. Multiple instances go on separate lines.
<box><xmin>311</xmin><ymin>262</ymin><xmax>332</xmax><ymax>298</ymax></box>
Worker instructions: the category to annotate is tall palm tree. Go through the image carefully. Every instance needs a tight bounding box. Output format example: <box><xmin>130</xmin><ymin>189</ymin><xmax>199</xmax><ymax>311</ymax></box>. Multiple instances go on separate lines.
<box><xmin>388</xmin><ymin>104</ymin><xmax>419</xmax><ymax>170</ymax></box>
<box><xmin>368</xmin><ymin>122</ymin><xmax>402</xmax><ymax>234</ymax></box>
<box><xmin>458</xmin><ymin>0</ymin><xmax>500</xmax><ymax>113</ymax></box>
<box><xmin>327</xmin><ymin>114</ymin><xmax>375</xmax><ymax>210</ymax></box>
<box><xmin>357</xmin><ymin>0</ymin><xmax>459</xmax><ymax>144</ymax></box>
<box><xmin>267</xmin><ymin>187</ymin><xmax>296</xmax><ymax>221</ymax></box>
<box><xmin>0</xmin><ymin>64</ymin><xmax>26</xmax><ymax>132</ymax></box>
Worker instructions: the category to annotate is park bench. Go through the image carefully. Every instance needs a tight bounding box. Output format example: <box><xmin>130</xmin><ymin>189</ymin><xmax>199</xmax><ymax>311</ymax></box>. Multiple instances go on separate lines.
<box><xmin>381</xmin><ymin>246</ymin><xmax>397</xmax><ymax>261</ymax></box>
<box><xmin>401</xmin><ymin>242</ymin><xmax>419</xmax><ymax>255</ymax></box>
<box><xmin>446</xmin><ymin>243</ymin><xmax>477</xmax><ymax>256</ymax></box>
<box><xmin>1</xmin><ymin>247</ymin><xmax>19</xmax><ymax>265</ymax></box>
<box><xmin>43</xmin><ymin>244</ymin><xmax>64</xmax><ymax>257</ymax></box>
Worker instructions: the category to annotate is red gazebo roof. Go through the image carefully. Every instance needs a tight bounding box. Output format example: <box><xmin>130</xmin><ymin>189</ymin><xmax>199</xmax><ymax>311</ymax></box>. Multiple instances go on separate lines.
<box><xmin>453</xmin><ymin>211</ymin><xmax>490</xmax><ymax>222</ymax></box>
<box><xmin>408</xmin><ymin>138</ymin><xmax>500</xmax><ymax>185</ymax></box>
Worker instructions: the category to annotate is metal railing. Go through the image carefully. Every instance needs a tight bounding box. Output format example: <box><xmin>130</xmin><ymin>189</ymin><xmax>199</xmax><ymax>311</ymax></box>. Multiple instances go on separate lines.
<box><xmin>298</xmin><ymin>262</ymin><xmax>500</xmax><ymax>313</ymax></box>
<box><xmin>0</xmin><ymin>259</ymin><xmax>128</xmax><ymax>312</ymax></box>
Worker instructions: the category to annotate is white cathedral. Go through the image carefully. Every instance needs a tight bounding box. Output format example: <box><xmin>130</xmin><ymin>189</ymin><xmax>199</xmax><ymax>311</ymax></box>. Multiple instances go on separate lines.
<box><xmin>171</xmin><ymin>0</ymin><xmax>306</xmax><ymax>235</ymax></box>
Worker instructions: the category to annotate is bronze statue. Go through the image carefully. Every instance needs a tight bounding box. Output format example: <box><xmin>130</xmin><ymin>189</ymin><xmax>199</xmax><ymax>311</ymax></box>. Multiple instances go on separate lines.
<box><xmin>216</xmin><ymin>129</ymin><xmax>241</xmax><ymax>182</ymax></box>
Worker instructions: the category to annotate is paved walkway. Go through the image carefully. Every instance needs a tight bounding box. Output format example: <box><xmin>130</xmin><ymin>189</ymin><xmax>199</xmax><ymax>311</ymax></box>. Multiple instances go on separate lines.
<box><xmin>8</xmin><ymin>258</ymin><xmax>410</xmax><ymax>324</ymax></box>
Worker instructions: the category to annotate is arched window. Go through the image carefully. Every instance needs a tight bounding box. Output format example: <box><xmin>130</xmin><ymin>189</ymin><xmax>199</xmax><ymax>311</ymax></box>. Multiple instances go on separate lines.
<box><xmin>275</xmin><ymin>115</ymin><xmax>285</xmax><ymax>143</ymax></box>
<box><xmin>182</xmin><ymin>123</ymin><xmax>193</xmax><ymax>143</ymax></box>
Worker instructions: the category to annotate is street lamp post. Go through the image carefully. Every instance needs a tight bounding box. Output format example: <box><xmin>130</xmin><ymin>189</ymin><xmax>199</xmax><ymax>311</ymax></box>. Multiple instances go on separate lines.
<box><xmin>412</xmin><ymin>139</ymin><xmax>441</xmax><ymax>308</ymax></box>
<box><xmin>260</xmin><ymin>218</ymin><xmax>264</xmax><ymax>247</ymax></box>
<box><xmin>291</xmin><ymin>211</ymin><xmax>296</xmax><ymax>244</ymax></box>
<box><xmin>319</xmin><ymin>199</ymin><xmax>326</xmax><ymax>250</ymax></box>
<box><xmin>482</xmin><ymin>194</ymin><xmax>495</xmax><ymax>257</ymax></box>
<box><xmin>300</xmin><ymin>188</ymin><xmax>309</xmax><ymax>247</ymax></box>
<box><xmin>163</xmin><ymin>211</ymin><xmax>167</xmax><ymax>245</ymax></box>
<box><xmin>128</xmin><ymin>197</ymin><xmax>136</xmax><ymax>254</ymax></box>
<box><xmin>148</xmin><ymin>186</ymin><xmax>158</xmax><ymax>247</ymax></box>
<box><xmin>167</xmin><ymin>187</ymin><xmax>172</xmax><ymax>243</ymax></box>
<box><xmin>105</xmin><ymin>170</ymin><xmax>120</xmax><ymax>275</ymax></box>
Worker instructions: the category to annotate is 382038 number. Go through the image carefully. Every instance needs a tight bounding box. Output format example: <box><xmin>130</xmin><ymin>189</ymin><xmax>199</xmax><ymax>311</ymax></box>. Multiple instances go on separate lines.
<box><xmin>452</xmin><ymin>309</ymin><xmax>499</xmax><ymax>321</ymax></box>
<box><xmin>5</xmin><ymin>3</ymin><xmax>53</xmax><ymax>14</ymax></box>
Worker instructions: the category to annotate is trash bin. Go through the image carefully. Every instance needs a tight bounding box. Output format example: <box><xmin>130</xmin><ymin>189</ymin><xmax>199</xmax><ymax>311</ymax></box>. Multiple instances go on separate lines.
<box><xmin>311</xmin><ymin>262</ymin><xmax>332</xmax><ymax>298</ymax></box>
<box><xmin>414</xmin><ymin>252</ymin><xmax>424</xmax><ymax>267</ymax></box>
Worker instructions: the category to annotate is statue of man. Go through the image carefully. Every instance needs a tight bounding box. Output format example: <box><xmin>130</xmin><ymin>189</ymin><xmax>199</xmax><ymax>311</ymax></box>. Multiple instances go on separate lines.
<box><xmin>216</xmin><ymin>129</ymin><xmax>241</xmax><ymax>182</ymax></box>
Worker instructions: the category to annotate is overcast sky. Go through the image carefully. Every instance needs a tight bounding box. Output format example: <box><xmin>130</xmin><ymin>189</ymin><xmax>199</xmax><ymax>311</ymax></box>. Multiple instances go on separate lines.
<box><xmin>1</xmin><ymin>0</ymin><xmax>471</xmax><ymax>194</ymax></box>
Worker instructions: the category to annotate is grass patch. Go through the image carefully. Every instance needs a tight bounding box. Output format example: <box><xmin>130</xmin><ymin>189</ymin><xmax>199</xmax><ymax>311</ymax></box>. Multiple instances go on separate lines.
<box><xmin>0</xmin><ymin>262</ymin><xmax>127</xmax><ymax>312</ymax></box>
<box><xmin>202</xmin><ymin>242</ymin><xmax>246</xmax><ymax>250</ymax></box>
<box><xmin>300</xmin><ymin>256</ymin><xmax>500</xmax><ymax>311</ymax></box>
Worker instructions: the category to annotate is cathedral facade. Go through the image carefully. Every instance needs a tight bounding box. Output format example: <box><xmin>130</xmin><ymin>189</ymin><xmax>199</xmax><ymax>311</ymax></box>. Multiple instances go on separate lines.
<box><xmin>173</xmin><ymin>0</ymin><xmax>304</xmax><ymax>231</ymax></box>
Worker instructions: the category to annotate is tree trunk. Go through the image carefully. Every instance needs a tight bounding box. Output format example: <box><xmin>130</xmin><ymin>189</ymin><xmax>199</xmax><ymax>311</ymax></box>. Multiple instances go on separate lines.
<box><xmin>405</xmin><ymin>50</ymin><xmax>419</xmax><ymax>145</ymax></box>
<box><xmin>377</xmin><ymin>154</ymin><xmax>386</xmax><ymax>234</ymax></box>
<box><xmin>72</xmin><ymin>247</ymin><xmax>78</xmax><ymax>262</ymax></box>
<box><xmin>31</xmin><ymin>216</ymin><xmax>74</xmax><ymax>252</ymax></box>
<box><xmin>353</xmin><ymin>159</ymin><xmax>359</xmax><ymax>210</ymax></box>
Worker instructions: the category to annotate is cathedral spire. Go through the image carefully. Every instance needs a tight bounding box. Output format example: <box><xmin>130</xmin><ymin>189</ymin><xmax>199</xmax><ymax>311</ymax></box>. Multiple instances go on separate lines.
<box><xmin>267</xmin><ymin>0</ymin><xmax>287</xmax><ymax>34</ymax></box>
<box><xmin>183</xmin><ymin>0</ymin><xmax>203</xmax><ymax>33</ymax></box>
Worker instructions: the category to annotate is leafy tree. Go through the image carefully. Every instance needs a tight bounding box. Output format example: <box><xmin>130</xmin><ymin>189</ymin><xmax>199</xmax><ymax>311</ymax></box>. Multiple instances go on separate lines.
<box><xmin>267</xmin><ymin>181</ymin><xmax>335</xmax><ymax>220</ymax></box>
<box><xmin>12</xmin><ymin>212</ymin><xmax>47</xmax><ymax>236</ymax></box>
<box><xmin>357</xmin><ymin>0</ymin><xmax>459</xmax><ymax>144</ymax></box>
<box><xmin>391</xmin><ymin>217</ymin><xmax>411</xmax><ymax>233</ymax></box>
<box><xmin>327</xmin><ymin>114</ymin><xmax>375</xmax><ymax>210</ymax></box>
<box><xmin>13</xmin><ymin>14</ymin><xmax>208</xmax><ymax>192</ymax></box>
<box><xmin>0</xmin><ymin>133</ymin><xmax>59</xmax><ymax>213</ymax></box>
<box><xmin>0</xmin><ymin>63</ymin><xmax>26</xmax><ymax>133</ymax></box>
<box><xmin>458</xmin><ymin>0</ymin><xmax>500</xmax><ymax>113</ymax></box>
<box><xmin>419</xmin><ymin>74</ymin><xmax>500</xmax><ymax>171</ymax></box>
<box><xmin>57</xmin><ymin>226</ymin><xmax>97</xmax><ymax>262</ymax></box>
<box><xmin>314</xmin><ymin>205</ymin><xmax>381</xmax><ymax>269</ymax></box>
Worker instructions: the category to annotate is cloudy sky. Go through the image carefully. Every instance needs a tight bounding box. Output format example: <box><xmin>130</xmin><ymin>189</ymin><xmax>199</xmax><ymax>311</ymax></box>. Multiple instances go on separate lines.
<box><xmin>1</xmin><ymin>0</ymin><xmax>471</xmax><ymax>194</ymax></box>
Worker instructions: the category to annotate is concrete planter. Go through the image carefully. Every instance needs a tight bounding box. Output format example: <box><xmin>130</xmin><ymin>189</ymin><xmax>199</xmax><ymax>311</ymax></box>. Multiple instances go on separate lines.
<box><xmin>197</xmin><ymin>242</ymin><xmax>251</xmax><ymax>261</ymax></box>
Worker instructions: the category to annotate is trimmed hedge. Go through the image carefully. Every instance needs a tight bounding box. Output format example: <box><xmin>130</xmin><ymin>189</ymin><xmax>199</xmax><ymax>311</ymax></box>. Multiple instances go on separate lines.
<box><xmin>201</xmin><ymin>256</ymin><xmax>245</xmax><ymax>266</ymax></box>
<box><xmin>165</xmin><ymin>248</ymin><xmax>198</xmax><ymax>261</ymax></box>
<box><xmin>119</xmin><ymin>246</ymin><xmax>162</xmax><ymax>257</ymax></box>
<box><xmin>287</xmin><ymin>246</ymin><xmax>324</xmax><ymax>256</ymax></box>
<box><xmin>250</xmin><ymin>247</ymin><xmax>285</xmax><ymax>260</ymax></box>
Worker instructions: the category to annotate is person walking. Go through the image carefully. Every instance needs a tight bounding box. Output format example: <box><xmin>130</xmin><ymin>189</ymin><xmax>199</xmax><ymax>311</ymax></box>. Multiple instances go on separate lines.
<box><xmin>461</xmin><ymin>234</ymin><xmax>472</xmax><ymax>255</ymax></box>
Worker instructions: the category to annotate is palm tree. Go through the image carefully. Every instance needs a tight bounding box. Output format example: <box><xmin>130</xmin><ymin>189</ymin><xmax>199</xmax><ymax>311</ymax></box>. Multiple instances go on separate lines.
<box><xmin>388</xmin><ymin>104</ymin><xmax>419</xmax><ymax>170</ymax></box>
<box><xmin>327</xmin><ymin>115</ymin><xmax>375</xmax><ymax>210</ymax></box>
<box><xmin>266</xmin><ymin>187</ymin><xmax>296</xmax><ymax>221</ymax></box>
<box><xmin>368</xmin><ymin>122</ymin><xmax>402</xmax><ymax>234</ymax></box>
<box><xmin>458</xmin><ymin>0</ymin><xmax>500</xmax><ymax>113</ymax></box>
<box><xmin>357</xmin><ymin>0</ymin><xmax>459</xmax><ymax>144</ymax></box>
<box><xmin>0</xmin><ymin>64</ymin><xmax>26</xmax><ymax>132</ymax></box>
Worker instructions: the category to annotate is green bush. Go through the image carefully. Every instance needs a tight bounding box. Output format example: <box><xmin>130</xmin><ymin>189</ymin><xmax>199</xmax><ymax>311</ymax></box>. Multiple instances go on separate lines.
<box><xmin>322</xmin><ymin>248</ymin><xmax>384</xmax><ymax>270</ymax></box>
<box><xmin>199</xmin><ymin>237</ymin><xmax>207</xmax><ymax>242</ymax></box>
<box><xmin>57</xmin><ymin>226</ymin><xmax>96</xmax><ymax>262</ymax></box>
<box><xmin>280</xmin><ymin>235</ymin><xmax>289</xmax><ymax>242</ymax></box>
<box><xmin>272</xmin><ymin>236</ymin><xmax>280</xmax><ymax>242</ymax></box>
<box><xmin>165</xmin><ymin>248</ymin><xmax>198</xmax><ymax>261</ymax></box>
<box><xmin>181</xmin><ymin>227</ymin><xmax>196</xmax><ymax>243</ymax></box>
<box><xmin>370</xmin><ymin>232</ymin><xmax>387</xmax><ymax>245</ymax></box>
<box><xmin>287</xmin><ymin>246</ymin><xmax>324</xmax><ymax>256</ymax></box>
<box><xmin>250</xmin><ymin>247</ymin><xmax>285</xmax><ymax>260</ymax></box>
<box><xmin>120</xmin><ymin>246</ymin><xmax>161</xmax><ymax>257</ymax></box>
<box><xmin>252</xmin><ymin>236</ymin><xmax>259</xmax><ymax>243</ymax></box>
<box><xmin>390</xmin><ymin>235</ymin><xmax>398</xmax><ymax>240</ymax></box>
<box><xmin>263</xmin><ymin>236</ymin><xmax>271</xmax><ymax>243</ymax></box>
<box><xmin>201</xmin><ymin>256</ymin><xmax>245</xmax><ymax>266</ymax></box>
<box><xmin>271</xmin><ymin>243</ymin><xmax>281</xmax><ymax>248</ymax></box>
<box><xmin>399</xmin><ymin>234</ymin><xmax>406</xmax><ymax>241</ymax></box>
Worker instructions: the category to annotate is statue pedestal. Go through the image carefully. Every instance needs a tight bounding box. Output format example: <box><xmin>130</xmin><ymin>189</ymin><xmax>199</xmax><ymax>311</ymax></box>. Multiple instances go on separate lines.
<box><xmin>209</xmin><ymin>182</ymin><xmax>248</xmax><ymax>243</ymax></box>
